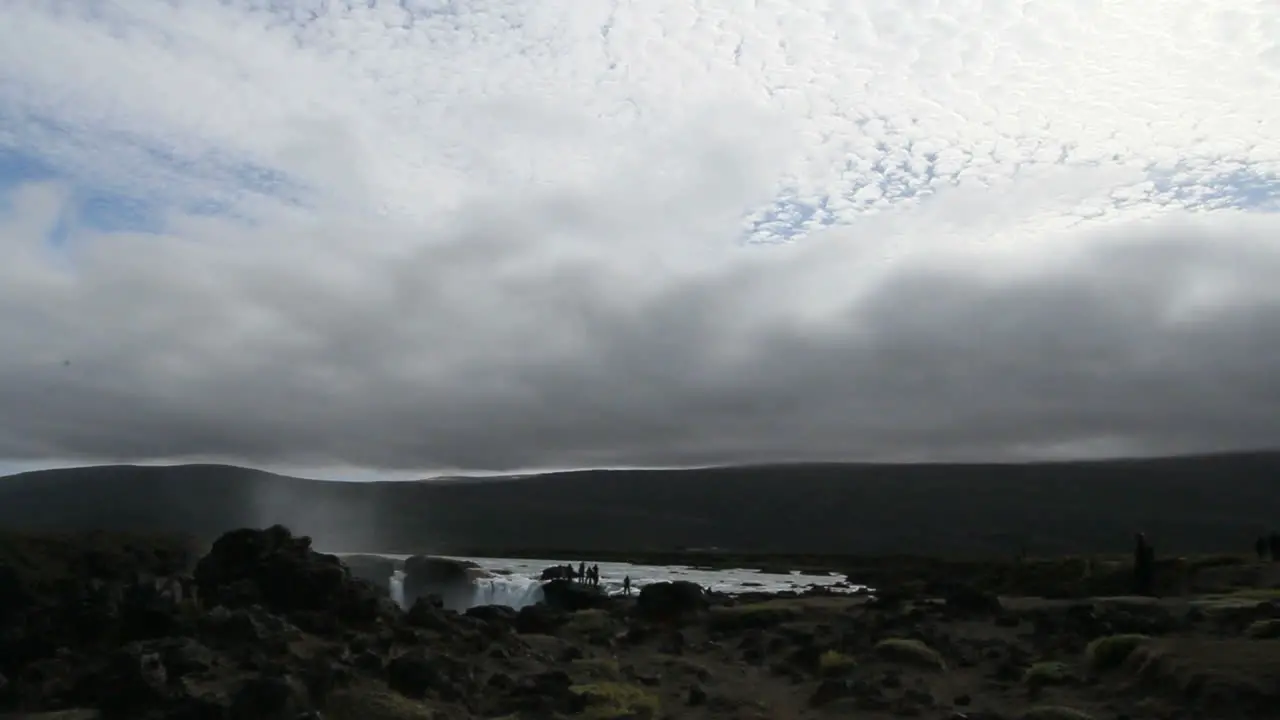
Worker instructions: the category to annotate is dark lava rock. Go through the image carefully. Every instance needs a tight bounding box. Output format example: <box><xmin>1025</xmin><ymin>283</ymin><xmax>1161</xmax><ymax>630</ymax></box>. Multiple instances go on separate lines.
<box><xmin>515</xmin><ymin>603</ymin><xmax>563</xmax><ymax>634</ymax></box>
<box><xmin>541</xmin><ymin>579</ymin><xmax>610</xmax><ymax>612</ymax></box>
<box><xmin>230</xmin><ymin>674</ymin><xmax>310</xmax><ymax>720</ymax></box>
<box><xmin>539</xmin><ymin>565</ymin><xmax>578</xmax><ymax>581</ymax></box>
<box><xmin>338</xmin><ymin>554</ymin><xmax>398</xmax><ymax>596</ymax></box>
<box><xmin>193</xmin><ymin>525</ymin><xmax>382</xmax><ymax>628</ymax></box>
<box><xmin>466</xmin><ymin>604</ymin><xmax>517</xmax><ymax>626</ymax></box>
<box><xmin>404</xmin><ymin>556</ymin><xmax>479</xmax><ymax>585</ymax></box>
<box><xmin>386</xmin><ymin>648</ymin><xmax>473</xmax><ymax>703</ymax></box>
<box><xmin>939</xmin><ymin>583</ymin><xmax>1003</xmax><ymax>616</ymax></box>
<box><xmin>635</xmin><ymin>581</ymin><xmax>709</xmax><ymax>622</ymax></box>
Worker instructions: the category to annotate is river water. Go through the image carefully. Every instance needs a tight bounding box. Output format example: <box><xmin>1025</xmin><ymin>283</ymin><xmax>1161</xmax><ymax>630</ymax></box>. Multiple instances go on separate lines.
<box><xmin>333</xmin><ymin>552</ymin><xmax>862</xmax><ymax>610</ymax></box>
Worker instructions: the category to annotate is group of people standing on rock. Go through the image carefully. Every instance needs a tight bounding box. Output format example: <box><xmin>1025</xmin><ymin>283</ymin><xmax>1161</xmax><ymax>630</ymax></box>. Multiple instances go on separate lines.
<box><xmin>576</xmin><ymin>561</ymin><xmax>600</xmax><ymax>587</ymax></box>
<box><xmin>543</xmin><ymin>561</ymin><xmax>633</xmax><ymax>595</ymax></box>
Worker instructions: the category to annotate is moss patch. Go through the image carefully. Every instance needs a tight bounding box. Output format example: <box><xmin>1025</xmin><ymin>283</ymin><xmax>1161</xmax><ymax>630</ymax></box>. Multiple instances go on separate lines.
<box><xmin>873</xmin><ymin>638</ymin><xmax>946</xmax><ymax>670</ymax></box>
<box><xmin>1022</xmin><ymin>661</ymin><xmax>1074</xmax><ymax>688</ymax></box>
<box><xmin>569</xmin><ymin>657</ymin><xmax>622</xmax><ymax>681</ymax></box>
<box><xmin>325</xmin><ymin>684</ymin><xmax>438</xmax><ymax>720</ymax></box>
<box><xmin>817</xmin><ymin>649</ymin><xmax>857</xmax><ymax>676</ymax></box>
<box><xmin>1085</xmin><ymin>634</ymin><xmax>1149</xmax><ymax>672</ymax></box>
<box><xmin>570</xmin><ymin>682</ymin><xmax>661</xmax><ymax>720</ymax></box>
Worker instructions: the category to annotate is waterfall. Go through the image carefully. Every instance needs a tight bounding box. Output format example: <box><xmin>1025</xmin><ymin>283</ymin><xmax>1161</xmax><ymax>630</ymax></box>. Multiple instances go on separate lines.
<box><xmin>469</xmin><ymin>575</ymin><xmax>544</xmax><ymax>609</ymax></box>
<box><xmin>390</xmin><ymin>569</ymin><xmax>405</xmax><ymax>608</ymax></box>
<box><xmin>389</xmin><ymin>570</ymin><xmax>543</xmax><ymax>611</ymax></box>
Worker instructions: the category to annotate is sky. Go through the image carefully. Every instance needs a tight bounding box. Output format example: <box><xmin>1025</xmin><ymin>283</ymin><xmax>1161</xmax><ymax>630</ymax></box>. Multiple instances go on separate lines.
<box><xmin>1</xmin><ymin>0</ymin><xmax>1280</xmax><ymax>481</ymax></box>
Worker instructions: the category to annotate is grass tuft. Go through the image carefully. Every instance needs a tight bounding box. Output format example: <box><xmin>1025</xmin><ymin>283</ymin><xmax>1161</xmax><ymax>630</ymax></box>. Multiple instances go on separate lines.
<box><xmin>873</xmin><ymin>638</ymin><xmax>946</xmax><ymax>670</ymax></box>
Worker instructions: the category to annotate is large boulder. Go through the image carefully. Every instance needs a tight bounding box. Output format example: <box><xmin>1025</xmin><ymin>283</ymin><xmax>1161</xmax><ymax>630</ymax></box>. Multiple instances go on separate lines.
<box><xmin>539</xmin><ymin>565</ymin><xmax>577</xmax><ymax>581</ymax></box>
<box><xmin>193</xmin><ymin>525</ymin><xmax>383</xmax><ymax>627</ymax></box>
<box><xmin>402</xmin><ymin>556</ymin><xmax>486</xmax><ymax>610</ymax></box>
<box><xmin>636</xmin><ymin>581</ymin><xmax>708</xmax><ymax>622</ymax></box>
<box><xmin>339</xmin><ymin>555</ymin><xmax>398</xmax><ymax>596</ymax></box>
<box><xmin>540</xmin><ymin>579</ymin><xmax>610</xmax><ymax>612</ymax></box>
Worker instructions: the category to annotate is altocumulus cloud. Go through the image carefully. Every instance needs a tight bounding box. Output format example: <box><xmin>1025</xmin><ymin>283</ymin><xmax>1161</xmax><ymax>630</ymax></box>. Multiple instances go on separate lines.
<box><xmin>1</xmin><ymin>0</ymin><xmax>1280</xmax><ymax>476</ymax></box>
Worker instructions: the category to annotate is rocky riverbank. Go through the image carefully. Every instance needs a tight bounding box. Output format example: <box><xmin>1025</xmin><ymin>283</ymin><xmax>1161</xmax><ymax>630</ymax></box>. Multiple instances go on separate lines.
<box><xmin>2</xmin><ymin>527</ymin><xmax>1279</xmax><ymax>719</ymax></box>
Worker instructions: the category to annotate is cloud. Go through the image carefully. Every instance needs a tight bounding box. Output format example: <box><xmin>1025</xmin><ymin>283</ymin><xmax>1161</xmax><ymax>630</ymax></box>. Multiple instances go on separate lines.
<box><xmin>0</xmin><ymin>0</ymin><xmax>1279</xmax><ymax>475</ymax></box>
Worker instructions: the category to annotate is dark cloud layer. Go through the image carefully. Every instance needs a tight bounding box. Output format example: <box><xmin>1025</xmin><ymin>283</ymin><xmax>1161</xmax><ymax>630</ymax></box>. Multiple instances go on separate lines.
<box><xmin>3</xmin><ymin>166</ymin><xmax>1279</xmax><ymax>473</ymax></box>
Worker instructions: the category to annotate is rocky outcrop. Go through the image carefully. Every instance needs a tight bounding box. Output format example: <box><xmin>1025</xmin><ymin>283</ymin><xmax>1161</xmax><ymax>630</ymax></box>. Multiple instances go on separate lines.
<box><xmin>539</xmin><ymin>564</ymin><xmax>578</xmax><ymax>581</ymax></box>
<box><xmin>338</xmin><ymin>554</ymin><xmax>398</xmax><ymax>595</ymax></box>
<box><xmin>402</xmin><ymin>555</ymin><xmax>486</xmax><ymax>610</ymax></box>
<box><xmin>540</xmin><ymin>579</ymin><xmax>610</xmax><ymax>612</ymax></box>
<box><xmin>636</xmin><ymin>580</ymin><xmax>709</xmax><ymax>622</ymax></box>
<box><xmin>192</xmin><ymin>524</ymin><xmax>388</xmax><ymax>629</ymax></box>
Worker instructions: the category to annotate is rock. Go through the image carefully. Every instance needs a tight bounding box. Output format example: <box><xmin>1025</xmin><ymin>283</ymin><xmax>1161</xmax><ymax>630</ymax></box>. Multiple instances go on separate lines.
<box><xmin>95</xmin><ymin>647</ymin><xmax>169</xmax><ymax>718</ymax></box>
<box><xmin>405</xmin><ymin>598</ymin><xmax>457</xmax><ymax>633</ymax></box>
<box><xmin>159</xmin><ymin>637</ymin><xmax>215</xmax><ymax>678</ymax></box>
<box><xmin>402</xmin><ymin>556</ymin><xmax>485</xmax><ymax>609</ymax></box>
<box><xmin>338</xmin><ymin>555</ymin><xmax>397</xmax><ymax>596</ymax></box>
<box><xmin>385</xmin><ymin>648</ymin><xmax>471</xmax><ymax>703</ymax></box>
<box><xmin>193</xmin><ymin>526</ymin><xmax>381</xmax><ymax>628</ymax></box>
<box><xmin>540</xmin><ymin>580</ymin><xmax>610</xmax><ymax>612</ymax></box>
<box><xmin>940</xmin><ymin>583</ymin><xmax>1003</xmax><ymax>616</ymax></box>
<box><xmin>515</xmin><ymin>604</ymin><xmax>563</xmax><ymax>634</ymax></box>
<box><xmin>230</xmin><ymin>674</ymin><xmax>309</xmax><ymax>720</ymax></box>
<box><xmin>635</xmin><ymin>581</ymin><xmax>708</xmax><ymax>622</ymax></box>
<box><xmin>810</xmin><ymin>679</ymin><xmax>852</xmax><ymax>707</ymax></box>
<box><xmin>465</xmin><ymin>604</ymin><xmax>517</xmax><ymax>626</ymax></box>
<box><xmin>539</xmin><ymin>565</ymin><xmax>577</xmax><ymax>581</ymax></box>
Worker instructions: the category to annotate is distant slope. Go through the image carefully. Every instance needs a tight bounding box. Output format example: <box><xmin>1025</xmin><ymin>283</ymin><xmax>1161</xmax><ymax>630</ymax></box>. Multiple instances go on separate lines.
<box><xmin>2</xmin><ymin>453</ymin><xmax>1279</xmax><ymax>556</ymax></box>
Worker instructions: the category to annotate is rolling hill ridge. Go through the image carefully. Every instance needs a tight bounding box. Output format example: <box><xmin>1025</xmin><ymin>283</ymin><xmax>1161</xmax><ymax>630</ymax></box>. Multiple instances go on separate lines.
<box><xmin>2</xmin><ymin>453</ymin><xmax>1278</xmax><ymax>556</ymax></box>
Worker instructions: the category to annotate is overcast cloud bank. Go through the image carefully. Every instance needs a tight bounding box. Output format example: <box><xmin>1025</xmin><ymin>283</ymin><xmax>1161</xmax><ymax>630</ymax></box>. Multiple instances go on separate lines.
<box><xmin>1</xmin><ymin>1</ymin><xmax>1279</xmax><ymax>477</ymax></box>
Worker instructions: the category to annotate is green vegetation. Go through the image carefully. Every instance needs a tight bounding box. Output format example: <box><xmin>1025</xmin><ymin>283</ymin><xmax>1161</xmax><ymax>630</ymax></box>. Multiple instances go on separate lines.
<box><xmin>569</xmin><ymin>682</ymin><xmax>661</xmax><ymax>720</ymax></box>
<box><xmin>873</xmin><ymin>638</ymin><xmax>946</xmax><ymax>670</ymax></box>
<box><xmin>707</xmin><ymin>602</ymin><xmax>802</xmax><ymax>631</ymax></box>
<box><xmin>570</xmin><ymin>657</ymin><xmax>622</xmax><ymax>680</ymax></box>
<box><xmin>325</xmin><ymin>684</ymin><xmax>438</xmax><ymax>720</ymax></box>
<box><xmin>1085</xmin><ymin>634</ymin><xmax>1149</xmax><ymax>672</ymax></box>
<box><xmin>817</xmin><ymin>649</ymin><xmax>857</xmax><ymax>676</ymax></box>
<box><xmin>1022</xmin><ymin>661</ymin><xmax>1074</xmax><ymax>689</ymax></box>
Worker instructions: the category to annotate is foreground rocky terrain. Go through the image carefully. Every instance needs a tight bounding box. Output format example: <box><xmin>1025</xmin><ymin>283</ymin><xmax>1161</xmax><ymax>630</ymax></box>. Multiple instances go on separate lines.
<box><xmin>2</xmin><ymin>528</ymin><xmax>1279</xmax><ymax>719</ymax></box>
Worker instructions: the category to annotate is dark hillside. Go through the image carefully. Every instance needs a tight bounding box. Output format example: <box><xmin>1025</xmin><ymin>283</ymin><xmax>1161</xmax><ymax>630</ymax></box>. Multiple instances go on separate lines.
<box><xmin>2</xmin><ymin>453</ymin><xmax>1278</xmax><ymax>556</ymax></box>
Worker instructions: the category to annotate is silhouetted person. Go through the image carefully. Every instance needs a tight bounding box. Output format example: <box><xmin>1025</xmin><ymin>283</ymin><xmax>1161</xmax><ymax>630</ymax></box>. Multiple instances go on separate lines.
<box><xmin>578</xmin><ymin>562</ymin><xmax>586</xmax><ymax>583</ymax></box>
<box><xmin>1258</xmin><ymin>536</ymin><xmax>1269</xmax><ymax>561</ymax></box>
<box><xmin>1270</xmin><ymin>533</ymin><xmax>1280</xmax><ymax>563</ymax></box>
<box><xmin>591</xmin><ymin>564</ymin><xmax>600</xmax><ymax>587</ymax></box>
<box><xmin>1133</xmin><ymin>532</ymin><xmax>1154</xmax><ymax>596</ymax></box>
<box><xmin>623</xmin><ymin>575</ymin><xmax>631</xmax><ymax>596</ymax></box>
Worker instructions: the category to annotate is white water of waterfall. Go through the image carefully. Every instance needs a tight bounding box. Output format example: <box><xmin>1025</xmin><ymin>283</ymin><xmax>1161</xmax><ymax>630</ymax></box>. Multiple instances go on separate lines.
<box><xmin>387</xmin><ymin>570</ymin><xmax>543</xmax><ymax>611</ymax></box>
<box><xmin>471</xmin><ymin>575</ymin><xmax>544</xmax><ymax>609</ymax></box>
<box><xmin>390</xmin><ymin>570</ymin><xmax>405</xmax><ymax>608</ymax></box>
